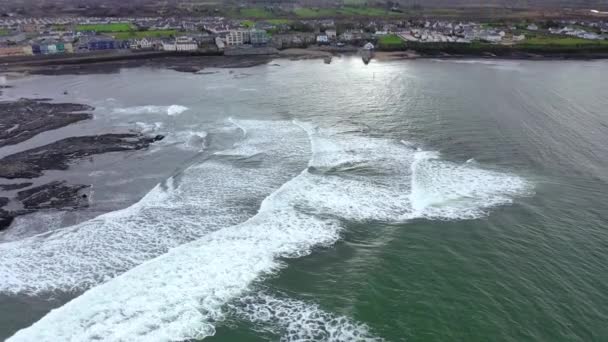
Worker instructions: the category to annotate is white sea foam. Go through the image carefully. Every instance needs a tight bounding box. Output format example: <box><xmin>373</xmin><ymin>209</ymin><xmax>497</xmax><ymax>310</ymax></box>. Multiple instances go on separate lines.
<box><xmin>112</xmin><ymin>105</ymin><xmax>189</xmax><ymax>116</ymax></box>
<box><xmin>409</xmin><ymin>150</ymin><xmax>532</xmax><ymax>219</ymax></box>
<box><xmin>0</xmin><ymin>119</ymin><xmax>310</xmax><ymax>294</ymax></box>
<box><xmin>229</xmin><ymin>293</ymin><xmax>383</xmax><ymax>341</ymax></box>
<box><xmin>9</xmin><ymin>121</ymin><xmax>532</xmax><ymax>342</ymax></box>
<box><xmin>134</xmin><ymin>121</ymin><xmax>164</xmax><ymax>134</ymax></box>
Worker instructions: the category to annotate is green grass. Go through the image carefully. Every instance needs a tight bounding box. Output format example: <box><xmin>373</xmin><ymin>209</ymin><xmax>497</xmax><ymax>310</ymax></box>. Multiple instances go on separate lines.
<box><xmin>76</xmin><ymin>23</ymin><xmax>134</xmax><ymax>32</ymax></box>
<box><xmin>294</xmin><ymin>8</ymin><xmax>338</xmax><ymax>18</ymax></box>
<box><xmin>241</xmin><ymin>20</ymin><xmax>255</xmax><ymax>28</ymax></box>
<box><xmin>113</xmin><ymin>30</ymin><xmax>177</xmax><ymax>40</ymax></box>
<box><xmin>339</xmin><ymin>6</ymin><xmax>390</xmax><ymax>16</ymax></box>
<box><xmin>378</xmin><ymin>34</ymin><xmax>405</xmax><ymax>49</ymax></box>
<box><xmin>294</xmin><ymin>6</ymin><xmax>397</xmax><ymax>18</ymax></box>
<box><xmin>265</xmin><ymin>19</ymin><xmax>293</xmax><ymax>25</ymax></box>
<box><xmin>0</xmin><ymin>29</ymin><xmax>9</xmax><ymax>36</ymax></box>
<box><xmin>344</xmin><ymin>0</ymin><xmax>367</xmax><ymax>5</ymax></box>
<box><xmin>239</xmin><ymin>8</ymin><xmax>272</xmax><ymax>18</ymax></box>
<box><xmin>518</xmin><ymin>34</ymin><xmax>608</xmax><ymax>47</ymax></box>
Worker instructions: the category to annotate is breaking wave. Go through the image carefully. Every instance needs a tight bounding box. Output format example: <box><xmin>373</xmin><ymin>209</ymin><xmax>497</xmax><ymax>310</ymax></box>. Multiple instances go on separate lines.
<box><xmin>229</xmin><ymin>293</ymin><xmax>383</xmax><ymax>341</ymax></box>
<box><xmin>0</xmin><ymin>119</ymin><xmax>310</xmax><ymax>294</ymax></box>
<box><xmin>112</xmin><ymin>105</ymin><xmax>189</xmax><ymax>116</ymax></box>
<box><xmin>7</xmin><ymin>120</ymin><xmax>533</xmax><ymax>341</ymax></box>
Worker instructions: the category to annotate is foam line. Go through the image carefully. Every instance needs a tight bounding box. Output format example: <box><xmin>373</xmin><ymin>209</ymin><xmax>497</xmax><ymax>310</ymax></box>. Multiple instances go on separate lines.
<box><xmin>229</xmin><ymin>293</ymin><xmax>383</xmax><ymax>341</ymax></box>
<box><xmin>9</xmin><ymin>121</ymin><xmax>532</xmax><ymax>341</ymax></box>
<box><xmin>0</xmin><ymin>119</ymin><xmax>310</xmax><ymax>294</ymax></box>
<box><xmin>112</xmin><ymin>105</ymin><xmax>189</xmax><ymax>116</ymax></box>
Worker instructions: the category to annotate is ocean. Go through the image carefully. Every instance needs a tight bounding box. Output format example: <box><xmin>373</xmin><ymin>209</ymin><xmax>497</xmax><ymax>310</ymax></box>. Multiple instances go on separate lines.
<box><xmin>0</xmin><ymin>57</ymin><xmax>607</xmax><ymax>341</ymax></box>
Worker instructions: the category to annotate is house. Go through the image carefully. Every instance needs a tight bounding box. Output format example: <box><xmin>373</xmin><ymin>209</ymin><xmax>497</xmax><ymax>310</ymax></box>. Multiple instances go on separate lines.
<box><xmin>21</xmin><ymin>23</ymin><xmax>39</xmax><ymax>33</ymax></box>
<box><xmin>0</xmin><ymin>46</ymin><xmax>26</xmax><ymax>57</ymax></box>
<box><xmin>163</xmin><ymin>36</ymin><xmax>198</xmax><ymax>51</ymax></box>
<box><xmin>88</xmin><ymin>38</ymin><xmax>117</xmax><ymax>50</ymax></box>
<box><xmin>325</xmin><ymin>29</ymin><xmax>337</xmax><ymax>40</ymax></box>
<box><xmin>31</xmin><ymin>44</ymin><xmax>41</xmax><ymax>55</ymax></box>
<box><xmin>215</xmin><ymin>36</ymin><xmax>225</xmax><ymax>50</ymax></box>
<box><xmin>480</xmin><ymin>33</ymin><xmax>502</xmax><ymax>43</ymax></box>
<box><xmin>527</xmin><ymin>24</ymin><xmax>539</xmax><ymax>31</ymax></box>
<box><xmin>176</xmin><ymin>37</ymin><xmax>198</xmax><ymax>51</ymax></box>
<box><xmin>250</xmin><ymin>29</ymin><xmax>269</xmax><ymax>46</ymax></box>
<box><xmin>226</xmin><ymin>30</ymin><xmax>250</xmax><ymax>46</ymax></box>
<box><xmin>316</xmin><ymin>34</ymin><xmax>329</xmax><ymax>44</ymax></box>
<box><xmin>132</xmin><ymin>38</ymin><xmax>152</xmax><ymax>49</ymax></box>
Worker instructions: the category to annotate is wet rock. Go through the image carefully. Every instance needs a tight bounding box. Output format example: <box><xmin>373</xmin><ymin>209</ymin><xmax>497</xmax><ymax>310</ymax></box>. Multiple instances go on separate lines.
<box><xmin>0</xmin><ymin>211</ymin><xmax>13</xmax><ymax>231</ymax></box>
<box><xmin>0</xmin><ymin>133</ymin><xmax>158</xmax><ymax>179</ymax></box>
<box><xmin>0</xmin><ymin>197</ymin><xmax>12</xmax><ymax>231</ymax></box>
<box><xmin>16</xmin><ymin>181</ymin><xmax>89</xmax><ymax>210</ymax></box>
<box><xmin>0</xmin><ymin>98</ymin><xmax>93</xmax><ymax>148</ymax></box>
<box><xmin>0</xmin><ymin>182</ymin><xmax>33</xmax><ymax>191</ymax></box>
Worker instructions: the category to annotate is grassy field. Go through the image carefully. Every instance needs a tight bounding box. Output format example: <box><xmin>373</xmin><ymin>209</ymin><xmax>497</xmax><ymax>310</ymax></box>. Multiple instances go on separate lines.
<box><xmin>294</xmin><ymin>8</ymin><xmax>338</xmax><ymax>18</ymax></box>
<box><xmin>0</xmin><ymin>29</ymin><xmax>9</xmax><ymax>36</ymax></box>
<box><xmin>265</xmin><ymin>19</ymin><xmax>293</xmax><ymax>25</ymax></box>
<box><xmin>241</xmin><ymin>20</ymin><xmax>255</xmax><ymax>28</ymax></box>
<box><xmin>76</xmin><ymin>23</ymin><xmax>134</xmax><ymax>32</ymax></box>
<box><xmin>344</xmin><ymin>0</ymin><xmax>367</xmax><ymax>5</ymax></box>
<box><xmin>239</xmin><ymin>8</ymin><xmax>273</xmax><ymax>18</ymax></box>
<box><xmin>294</xmin><ymin>6</ymin><xmax>397</xmax><ymax>18</ymax></box>
<box><xmin>378</xmin><ymin>34</ymin><xmax>405</xmax><ymax>49</ymax></box>
<box><xmin>518</xmin><ymin>33</ymin><xmax>608</xmax><ymax>47</ymax></box>
<box><xmin>113</xmin><ymin>30</ymin><xmax>177</xmax><ymax>40</ymax></box>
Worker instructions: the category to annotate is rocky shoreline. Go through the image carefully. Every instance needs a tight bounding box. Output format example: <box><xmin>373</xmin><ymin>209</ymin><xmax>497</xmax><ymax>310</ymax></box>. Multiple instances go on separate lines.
<box><xmin>0</xmin><ymin>98</ymin><xmax>163</xmax><ymax>231</ymax></box>
<box><xmin>2</xmin><ymin>48</ymin><xmax>608</xmax><ymax>76</ymax></box>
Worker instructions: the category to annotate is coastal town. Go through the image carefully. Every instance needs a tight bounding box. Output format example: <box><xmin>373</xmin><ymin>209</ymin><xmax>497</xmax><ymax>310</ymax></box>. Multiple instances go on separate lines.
<box><xmin>1</xmin><ymin>12</ymin><xmax>608</xmax><ymax>59</ymax></box>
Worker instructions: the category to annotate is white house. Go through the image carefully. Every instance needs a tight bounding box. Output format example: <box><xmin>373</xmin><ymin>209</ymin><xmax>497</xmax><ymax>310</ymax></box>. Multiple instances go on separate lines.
<box><xmin>325</xmin><ymin>29</ymin><xmax>337</xmax><ymax>40</ymax></box>
<box><xmin>132</xmin><ymin>38</ymin><xmax>152</xmax><ymax>49</ymax></box>
<box><xmin>162</xmin><ymin>37</ymin><xmax>198</xmax><ymax>51</ymax></box>
<box><xmin>316</xmin><ymin>34</ymin><xmax>329</xmax><ymax>44</ymax></box>
<box><xmin>176</xmin><ymin>36</ymin><xmax>198</xmax><ymax>51</ymax></box>
<box><xmin>215</xmin><ymin>36</ymin><xmax>225</xmax><ymax>50</ymax></box>
<box><xmin>513</xmin><ymin>34</ymin><xmax>526</xmax><ymax>41</ymax></box>
<box><xmin>527</xmin><ymin>24</ymin><xmax>539</xmax><ymax>31</ymax></box>
<box><xmin>226</xmin><ymin>30</ymin><xmax>250</xmax><ymax>46</ymax></box>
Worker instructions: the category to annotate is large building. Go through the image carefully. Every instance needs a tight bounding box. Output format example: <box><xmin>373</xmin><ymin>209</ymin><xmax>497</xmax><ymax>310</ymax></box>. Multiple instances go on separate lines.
<box><xmin>0</xmin><ymin>46</ymin><xmax>26</xmax><ymax>57</ymax></box>
<box><xmin>250</xmin><ymin>29</ymin><xmax>269</xmax><ymax>46</ymax></box>
<box><xmin>162</xmin><ymin>36</ymin><xmax>198</xmax><ymax>51</ymax></box>
<box><xmin>225</xmin><ymin>30</ymin><xmax>250</xmax><ymax>46</ymax></box>
<box><xmin>87</xmin><ymin>38</ymin><xmax>117</xmax><ymax>50</ymax></box>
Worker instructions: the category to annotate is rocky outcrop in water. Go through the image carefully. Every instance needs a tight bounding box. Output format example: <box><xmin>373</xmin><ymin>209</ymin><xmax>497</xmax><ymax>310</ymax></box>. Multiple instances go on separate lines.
<box><xmin>0</xmin><ymin>197</ymin><xmax>12</xmax><ymax>230</ymax></box>
<box><xmin>0</xmin><ymin>99</ymin><xmax>93</xmax><ymax>148</ymax></box>
<box><xmin>0</xmin><ymin>96</ymin><xmax>165</xmax><ymax>231</ymax></box>
<box><xmin>16</xmin><ymin>181</ymin><xmax>90</xmax><ymax>210</ymax></box>
<box><xmin>0</xmin><ymin>183</ymin><xmax>32</xmax><ymax>191</ymax></box>
<box><xmin>0</xmin><ymin>133</ymin><xmax>164</xmax><ymax>179</ymax></box>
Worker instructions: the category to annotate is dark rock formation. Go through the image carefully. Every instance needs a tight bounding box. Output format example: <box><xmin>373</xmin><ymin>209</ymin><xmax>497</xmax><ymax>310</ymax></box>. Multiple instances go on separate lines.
<box><xmin>0</xmin><ymin>197</ymin><xmax>12</xmax><ymax>231</ymax></box>
<box><xmin>0</xmin><ymin>183</ymin><xmax>33</xmax><ymax>191</ymax></box>
<box><xmin>17</xmin><ymin>181</ymin><xmax>90</xmax><ymax>210</ymax></box>
<box><xmin>0</xmin><ymin>182</ymin><xmax>90</xmax><ymax>231</ymax></box>
<box><xmin>0</xmin><ymin>133</ymin><xmax>159</xmax><ymax>179</ymax></box>
<box><xmin>0</xmin><ymin>98</ymin><xmax>93</xmax><ymax>147</ymax></box>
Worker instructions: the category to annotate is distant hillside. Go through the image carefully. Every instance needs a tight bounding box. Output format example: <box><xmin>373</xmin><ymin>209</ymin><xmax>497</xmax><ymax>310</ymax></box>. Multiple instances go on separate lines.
<box><xmin>394</xmin><ymin>0</ymin><xmax>608</xmax><ymax>9</ymax></box>
<box><xmin>1</xmin><ymin>0</ymin><xmax>607</xmax><ymax>17</ymax></box>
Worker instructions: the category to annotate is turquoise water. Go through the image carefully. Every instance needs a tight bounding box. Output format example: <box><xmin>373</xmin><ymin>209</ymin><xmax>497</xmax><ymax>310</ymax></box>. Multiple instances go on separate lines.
<box><xmin>1</xmin><ymin>58</ymin><xmax>607</xmax><ymax>341</ymax></box>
